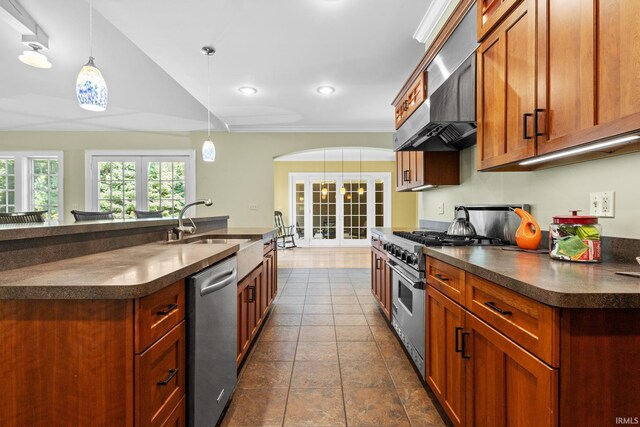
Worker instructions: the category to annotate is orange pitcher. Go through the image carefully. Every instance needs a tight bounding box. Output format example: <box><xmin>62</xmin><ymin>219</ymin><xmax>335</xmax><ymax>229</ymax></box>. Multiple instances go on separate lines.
<box><xmin>513</xmin><ymin>208</ymin><xmax>542</xmax><ymax>250</ymax></box>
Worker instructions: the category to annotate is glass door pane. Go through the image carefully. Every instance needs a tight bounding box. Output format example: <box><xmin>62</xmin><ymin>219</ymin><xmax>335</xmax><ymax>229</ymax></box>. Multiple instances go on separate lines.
<box><xmin>342</xmin><ymin>180</ymin><xmax>367</xmax><ymax>241</ymax></box>
<box><xmin>311</xmin><ymin>180</ymin><xmax>336</xmax><ymax>243</ymax></box>
<box><xmin>294</xmin><ymin>180</ymin><xmax>305</xmax><ymax>239</ymax></box>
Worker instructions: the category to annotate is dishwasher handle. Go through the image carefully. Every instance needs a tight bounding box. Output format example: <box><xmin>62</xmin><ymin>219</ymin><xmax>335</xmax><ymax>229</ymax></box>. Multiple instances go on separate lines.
<box><xmin>200</xmin><ymin>268</ymin><xmax>237</xmax><ymax>296</ymax></box>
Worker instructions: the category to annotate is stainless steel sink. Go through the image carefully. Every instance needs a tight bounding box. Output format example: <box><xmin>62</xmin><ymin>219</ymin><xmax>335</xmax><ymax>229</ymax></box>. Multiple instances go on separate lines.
<box><xmin>190</xmin><ymin>237</ymin><xmax>262</xmax><ymax>280</ymax></box>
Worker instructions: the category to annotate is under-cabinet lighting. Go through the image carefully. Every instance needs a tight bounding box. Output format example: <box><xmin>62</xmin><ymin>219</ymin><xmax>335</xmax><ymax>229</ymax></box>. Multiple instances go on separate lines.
<box><xmin>519</xmin><ymin>135</ymin><xmax>640</xmax><ymax>166</ymax></box>
<box><xmin>411</xmin><ymin>184</ymin><xmax>436</xmax><ymax>191</ymax></box>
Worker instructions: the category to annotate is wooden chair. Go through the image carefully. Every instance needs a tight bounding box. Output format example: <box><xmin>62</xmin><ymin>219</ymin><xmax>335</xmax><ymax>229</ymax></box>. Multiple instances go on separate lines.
<box><xmin>134</xmin><ymin>210</ymin><xmax>163</xmax><ymax>219</ymax></box>
<box><xmin>274</xmin><ymin>211</ymin><xmax>297</xmax><ymax>249</ymax></box>
<box><xmin>0</xmin><ymin>210</ymin><xmax>48</xmax><ymax>224</ymax></box>
<box><xmin>71</xmin><ymin>210</ymin><xmax>115</xmax><ymax>221</ymax></box>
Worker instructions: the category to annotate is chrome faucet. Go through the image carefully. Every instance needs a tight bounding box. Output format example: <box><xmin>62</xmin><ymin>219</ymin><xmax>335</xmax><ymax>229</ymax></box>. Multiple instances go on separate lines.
<box><xmin>172</xmin><ymin>199</ymin><xmax>213</xmax><ymax>240</ymax></box>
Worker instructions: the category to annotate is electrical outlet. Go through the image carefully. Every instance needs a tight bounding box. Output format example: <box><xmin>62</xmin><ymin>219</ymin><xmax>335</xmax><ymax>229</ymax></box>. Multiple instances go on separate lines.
<box><xmin>589</xmin><ymin>191</ymin><xmax>615</xmax><ymax>217</ymax></box>
<box><xmin>249</xmin><ymin>204</ymin><xmax>258</xmax><ymax>211</ymax></box>
<box><xmin>601</xmin><ymin>191</ymin><xmax>615</xmax><ymax>217</ymax></box>
<box><xmin>437</xmin><ymin>202</ymin><xmax>445</xmax><ymax>215</ymax></box>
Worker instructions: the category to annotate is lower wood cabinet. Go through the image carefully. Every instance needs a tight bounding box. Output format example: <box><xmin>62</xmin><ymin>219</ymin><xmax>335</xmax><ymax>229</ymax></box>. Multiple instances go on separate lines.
<box><xmin>237</xmin><ymin>239</ymin><xmax>278</xmax><ymax>366</ymax></box>
<box><xmin>370</xmin><ymin>246</ymin><xmax>391</xmax><ymax>320</ymax></box>
<box><xmin>0</xmin><ymin>279</ymin><xmax>187</xmax><ymax>427</ymax></box>
<box><xmin>395</xmin><ymin>151</ymin><xmax>460</xmax><ymax>192</ymax></box>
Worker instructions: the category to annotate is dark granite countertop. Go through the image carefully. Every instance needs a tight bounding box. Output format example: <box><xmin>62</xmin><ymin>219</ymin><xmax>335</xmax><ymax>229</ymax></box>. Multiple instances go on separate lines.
<box><xmin>0</xmin><ymin>227</ymin><xmax>277</xmax><ymax>300</ymax></box>
<box><xmin>425</xmin><ymin>246</ymin><xmax>640</xmax><ymax>308</ymax></box>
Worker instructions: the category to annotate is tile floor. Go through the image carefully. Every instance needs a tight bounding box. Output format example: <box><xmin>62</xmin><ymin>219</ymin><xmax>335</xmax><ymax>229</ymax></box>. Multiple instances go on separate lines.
<box><xmin>221</xmin><ymin>268</ymin><xmax>448</xmax><ymax>427</ymax></box>
<box><xmin>277</xmin><ymin>247</ymin><xmax>371</xmax><ymax>269</ymax></box>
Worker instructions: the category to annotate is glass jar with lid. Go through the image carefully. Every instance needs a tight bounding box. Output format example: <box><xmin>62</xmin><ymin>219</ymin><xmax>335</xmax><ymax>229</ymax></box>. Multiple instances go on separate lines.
<box><xmin>549</xmin><ymin>210</ymin><xmax>601</xmax><ymax>262</ymax></box>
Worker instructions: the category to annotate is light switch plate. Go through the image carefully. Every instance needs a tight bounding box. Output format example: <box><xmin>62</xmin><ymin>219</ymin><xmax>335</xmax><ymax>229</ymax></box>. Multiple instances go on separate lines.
<box><xmin>437</xmin><ymin>202</ymin><xmax>445</xmax><ymax>215</ymax></box>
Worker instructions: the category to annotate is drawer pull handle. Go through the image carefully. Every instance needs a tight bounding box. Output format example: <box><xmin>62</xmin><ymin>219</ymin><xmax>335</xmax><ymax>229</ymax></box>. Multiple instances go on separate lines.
<box><xmin>434</xmin><ymin>273</ymin><xmax>449</xmax><ymax>282</ymax></box>
<box><xmin>157</xmin><ymin>368</ymin><xmax>178</xmax><ymax>386</ymax></box>
<box><xmin>485</xmin><ymin>301</ymin><xmax>512</xmax><ymax>316</ymax></box>
<box><xmin>156</xmin><ymin>303</ymin><xmax>178</xmax><ymax>316</ymax></box>
<box><xmin>455</xmin><ymin>327</ymin><xmax>463</xmax><ymax>353</ymax></box>
<box><xmin>248</xmin><ymin>285</ymin><xmax>256</xmax><ymax>303</ymax></box>
<box><xmin>461</xmin><ymin>331</ymin><xmax>470</xmax><ymax>359</ymax></box>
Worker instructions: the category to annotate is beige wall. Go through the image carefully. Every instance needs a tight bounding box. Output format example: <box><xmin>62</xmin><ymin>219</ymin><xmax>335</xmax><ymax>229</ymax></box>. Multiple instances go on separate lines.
<box><xmin>0</xmin><ymin>131</ymin><xmax>396</xmax><ymax>227</ymax></box>
<box><xmin>273</xmin><ymin>161</ymin><xmax>417</xmax><ymax>229</ymax></box>
<box><xmin>419</xmin><ymin>146</ymin><xmax>640</xmax><ymax>238</ymax></box>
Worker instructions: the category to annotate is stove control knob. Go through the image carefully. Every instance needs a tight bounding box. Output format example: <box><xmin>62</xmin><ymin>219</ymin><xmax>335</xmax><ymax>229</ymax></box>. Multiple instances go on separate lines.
<box><xmin>407</xmin><ymin>253</ymin><xmax>417</xmax><ymax>264</ymax></box>
<box><xmin>402</xmin><ymin>250</ymin><xmax>410</xmax><ymax>261</ymax></box>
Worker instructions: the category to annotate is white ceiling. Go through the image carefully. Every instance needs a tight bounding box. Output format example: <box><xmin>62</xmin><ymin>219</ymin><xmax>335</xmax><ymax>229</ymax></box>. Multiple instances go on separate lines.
<box><xmin>274</xmin><ymin>147</ymin><xmax>395</xmax><ymax>162</ymax></box>
<box><xmin>0</xmin><ymin>0</ymin><xmax>430</xmax><ymax>132</ymax></box>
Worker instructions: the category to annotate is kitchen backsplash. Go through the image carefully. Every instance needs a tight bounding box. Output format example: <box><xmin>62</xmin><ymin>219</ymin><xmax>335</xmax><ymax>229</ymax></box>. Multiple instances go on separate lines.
<box><xmin>419</xmin><ymin>146</ymin><xmax>640</xmax><ymax>239</ymax></box>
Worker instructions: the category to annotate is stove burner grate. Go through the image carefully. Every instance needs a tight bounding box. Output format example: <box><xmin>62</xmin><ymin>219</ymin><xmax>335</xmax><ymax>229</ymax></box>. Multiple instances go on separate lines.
<box><xmin>393</xmin><ymin>231</ymin><xmax>507</xmax><ymax>247</ymax></box>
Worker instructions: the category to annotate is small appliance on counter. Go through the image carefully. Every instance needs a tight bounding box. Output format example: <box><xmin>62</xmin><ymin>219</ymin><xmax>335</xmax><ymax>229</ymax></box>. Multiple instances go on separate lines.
<box><xmin>549</xmin><ymin>210</ymin><xmax>601</xmax><ymax>262</ymax></box>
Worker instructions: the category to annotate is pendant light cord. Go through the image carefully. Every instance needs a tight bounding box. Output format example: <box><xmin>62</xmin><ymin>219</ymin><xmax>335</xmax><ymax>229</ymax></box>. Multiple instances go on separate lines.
<box><xmin>207</xmin><ymin>54</ymin><xmax>211</xmax><ymax>139</ymax></box>
<box><xmin>89</xmin><ymin>0</ymin><xmax>93</xmax><ymax>58</ymax></box>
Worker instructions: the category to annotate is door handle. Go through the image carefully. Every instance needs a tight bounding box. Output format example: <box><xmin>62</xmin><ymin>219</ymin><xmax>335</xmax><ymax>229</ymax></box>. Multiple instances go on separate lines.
<box><xmin>461</xmin><ymin>331</ymin><xmax>470</xmax><ymax>359</ymax></box>
<box><xmin>200</xmin><ymin>269</ymin><xmax>237</xmax><ymax>296</ymax></box>
<box><xmin>523</xmin><ymin>113</ymin><xmax>533</xmax><ymax>140</ymax></box>
<box><xmin>455</xmin><ymin>327</ymin><xmax>463</xmax><ymax>353</ymax></box>
<box><xmin>387</xmin><ymin>262</ymin><xmax>424</xmax><ymax>288</ymax></box>
<box><xmin>156</xmin><ymin>303</ymin><xmax>178</xmax><ymax>316</ymax></box>
<box><xmin>157</xmin><ymin>368</ymin><xmax>178</xmax><ymax>386</ymax></box>
<box><xmin>485</xmin><ymin>301</ymin><xmax>512</xmax><ymax>316</ymax></box>
<box><xmin>434</xmin><ymin>273</ymin><xmax>449</xmax><ymax>282</ymax></box>
<box><xmin>248</xmin><ymin>285</ymin><xmax>256</xmax><ymax>303</ymax></box>
<box><xmin>534</xmin><ymin>108</ymin><xmax>545</xmax><ymax>137</ymax></box>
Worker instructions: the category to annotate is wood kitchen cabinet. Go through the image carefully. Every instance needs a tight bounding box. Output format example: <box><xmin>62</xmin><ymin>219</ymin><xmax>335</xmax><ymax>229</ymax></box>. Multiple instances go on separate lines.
<box><xmin>237</xmin><ymin>239</ymin><xmax>278</xmax><ymax>367</ymax></box>
<box><xmin>0</xmin><ymin>279</ymin><xmax>187</xmax><ymax>427</ymax></box>
<box><xmin>394</xmin><ymin>72</ymin><xmax>426</xmax><ymax>129</ymax></box>
<box><xmin>477</xmin><ymin>0</ymin><xmax>640</xmax><ymax>170</ymax></box>
<box><xmin>370</xmin><ymin>245</ymin><xmax>391</xmax><ymax>320</ymax></box>
<box><xmin>395</xmin><ymin>151</ymin><xmax>460</xmax><ymax>192</ymax></box>
<box><xmin>477</xmin><ymin>0</ymin><xmax>536</xmax><ymax>170</ymax></box>
<box><xmin>426</xmin><ymin>286</ymin><xmax>465</xmax><ymax>427</ymax></box>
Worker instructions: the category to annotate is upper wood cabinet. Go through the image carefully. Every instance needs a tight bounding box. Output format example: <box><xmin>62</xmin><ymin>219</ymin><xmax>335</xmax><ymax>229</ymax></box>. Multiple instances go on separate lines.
<box><xmin>394</xmin><ymin>72</ymin><xmax>426</xmax><ymax>129</ymax></box>
<box><xmin>477</xmin><ymin>0</ymin><xmax>640</xmax><ymax>170</ymax></box>
<box><xmin>477</xmin><ymin>0</ymin><xmax>536</xmax><ymax>170</ymax></box>
<box><xmin>395</xmin><ymin>151</ymin><xmax>460</xmax><ymax>192</ymax></box>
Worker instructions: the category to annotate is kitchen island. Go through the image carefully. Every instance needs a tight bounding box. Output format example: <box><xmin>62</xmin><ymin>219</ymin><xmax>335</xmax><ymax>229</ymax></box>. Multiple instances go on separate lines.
<box><xmin>0</xmin><ymin>221</ymin><xmax>277</xmax><ymax>427</ymax></box>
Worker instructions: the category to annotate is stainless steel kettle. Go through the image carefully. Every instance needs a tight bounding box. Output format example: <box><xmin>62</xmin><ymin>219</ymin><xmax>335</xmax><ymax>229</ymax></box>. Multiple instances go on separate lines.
<box><xmin>447</xmin><ymin>206</ymin><xmax>477</xmax><ymax>237</ymax></box>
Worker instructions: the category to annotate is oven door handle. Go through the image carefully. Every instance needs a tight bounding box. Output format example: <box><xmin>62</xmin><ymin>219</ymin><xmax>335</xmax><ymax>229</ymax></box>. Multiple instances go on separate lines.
<box><xmin>387</xmin><ymin>262</ymin><xmax>424</xmax><ymax>289</ymax></box>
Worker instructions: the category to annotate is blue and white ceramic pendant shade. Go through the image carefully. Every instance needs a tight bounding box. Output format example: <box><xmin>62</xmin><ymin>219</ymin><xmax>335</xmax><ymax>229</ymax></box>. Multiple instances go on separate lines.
<box><xmin>202</xmin><ymin>46</ymin><xmax>216</xmax><ymax>162</ymax></box>
<box><xmin>77</xmin><ymin>0</ymin><xmax>107</xmax><ymax>112</ymax></box>
<box><xmin>76</xmin><ymin>57</ymin><xmax>107</xmax><ymax>111</ymax></box>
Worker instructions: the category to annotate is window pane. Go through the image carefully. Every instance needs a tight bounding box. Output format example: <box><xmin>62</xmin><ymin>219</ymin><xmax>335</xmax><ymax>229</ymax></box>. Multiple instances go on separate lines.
<box><xmin>97</xmin><ymin>161</ymin><xmax>136</xmax><ymax>219</ymax></box>
<box><xmin>0</xmin><ymin>160</ymin><xmax>15</xmax><ymax>214</ymax></box>
<box><xmin>147</xmin><ymin>161</ymin><xmax>186</xmax><ymax>217</ymax></box>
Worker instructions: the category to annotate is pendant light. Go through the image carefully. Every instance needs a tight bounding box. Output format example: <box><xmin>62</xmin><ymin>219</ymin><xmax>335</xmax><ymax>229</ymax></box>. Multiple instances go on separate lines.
<box><xmin>19</xmin><ymin>44</ymin><xmax>52</xmax><ymax>69</ymax></box>
<box><xmin>321</xmin><ymin>150</ymin><xmax>328</xmax><ymax>196</ymax></box>
<box><xmin>357</xmin><ymin>149</ymin><xmax>364</xmax><ymax>195</ymax></box>
<box><xmin>339</xmin><ymin>149</ymin><xmax>346</xmax><ymax>195</ymax></box>
<box><xmin>76</xmin><ymin>0</ymin><xmax>107</xmax><ymax>112</ymax></box>
<box><xmin>201</xmin><ymin>46</ymin><xmax>216</xmax><ymax>162</ymax></box>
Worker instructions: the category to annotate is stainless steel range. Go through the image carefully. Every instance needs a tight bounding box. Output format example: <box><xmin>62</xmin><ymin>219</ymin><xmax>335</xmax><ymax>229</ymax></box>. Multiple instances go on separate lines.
<box><xmin>383</xmin><ymin>210</ymin><xmax>520</xmax><ymax>378</ymax></box>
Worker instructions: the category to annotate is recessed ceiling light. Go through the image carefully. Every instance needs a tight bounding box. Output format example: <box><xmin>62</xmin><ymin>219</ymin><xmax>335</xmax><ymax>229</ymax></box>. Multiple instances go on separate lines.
<box><xmin>317</xmin><ymin>85</ymin><xmax>335</xmax><ymax>95</ymax></box>
<box><xmin>238</xmin><ymin>86</ymin><xmax>257</xmax><ymax>95</ymax></box>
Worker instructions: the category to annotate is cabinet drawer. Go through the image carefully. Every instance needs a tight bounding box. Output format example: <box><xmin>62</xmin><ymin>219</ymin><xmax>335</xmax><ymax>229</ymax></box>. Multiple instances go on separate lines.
<box><xmin>465</xmin><ymin>274</ymin><xmax>559</xmax><ymax>366</ymax></box>
<box><xmin>136</xmin><ymin>280</ymin><xmax>185</xmax><ymax>353</ymax></box>
<box><xmin>426</xmin><ymin>257</ymin><xmax>465</xmax><ymax>305</ymax></box>
<box><xmin>136</xmin><ymin>321</ymin><xmax>186</xmax><ymax>427</ymax></box>
<box><xmin>161</xmin><ymin>395</ymin><xmax>185</xmax><ymax>427</ymax></box>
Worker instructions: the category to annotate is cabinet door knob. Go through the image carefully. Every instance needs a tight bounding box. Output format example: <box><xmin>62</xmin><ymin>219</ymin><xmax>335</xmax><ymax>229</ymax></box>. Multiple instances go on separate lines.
<box><xmin>403</xmin><ymin>100</ymin><xmax>409</xmax><ymax>111</ymax></box>
<box><xmin>156</xmin><ymin>303</ymin><xmax>178</xmax><ymax>316</ymax></box>
<box><xmin>455</xmin><ymin>326</ymin><xmax>463</xmax><ymax>353</ymax></box>
<box><xmin>157</xmin><ymin>368</ymin><xmax>178</xmax><ymax>386</ymax></box>
<box><xmin>523</xmin><ymin>113</ymin><xmax>533</xmax><ymax>140</ymax></box>
<box><xmin>485</xmin><ymin>301</ymin><xmax>512</xmax><ymax>316</ymax></box>
<box><xmin>534</xmin><ymin>108</ymin><xmax>545</xmax><ymax>137</ymax></box>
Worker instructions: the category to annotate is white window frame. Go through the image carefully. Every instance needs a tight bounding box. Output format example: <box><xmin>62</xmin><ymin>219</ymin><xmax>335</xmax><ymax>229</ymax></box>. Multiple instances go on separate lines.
<box><xmin>0</xmin><ymin>151</ymin><xmax>64</xmax><ymax>220</ymax></box>
<box><xmin>85</xmin><ymin>150</ymin><xmax>196</xmax><ymax>215</ymax></box>
<box><xmin>288</xmin><ymin>172</ymin><xmax>392</xmax><ymax>247</ymax></box>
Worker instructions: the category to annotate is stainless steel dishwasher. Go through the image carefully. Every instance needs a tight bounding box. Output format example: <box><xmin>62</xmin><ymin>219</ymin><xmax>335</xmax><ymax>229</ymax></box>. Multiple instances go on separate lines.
<box><xmin>186</xmin><ymin>255</ymin><xmax>238</xmax><ymax>427</ymax></box>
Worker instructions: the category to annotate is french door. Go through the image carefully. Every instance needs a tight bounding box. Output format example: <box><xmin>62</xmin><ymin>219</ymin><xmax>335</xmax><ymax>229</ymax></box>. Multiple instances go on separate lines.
<box><xmin>289</xmin><ymin>173</ymin><xmax>391</xmax><ymax>247</ymax></box>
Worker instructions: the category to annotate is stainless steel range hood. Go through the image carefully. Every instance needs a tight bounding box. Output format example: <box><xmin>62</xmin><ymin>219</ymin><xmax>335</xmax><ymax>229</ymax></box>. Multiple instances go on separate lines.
<box><xmin>393</xmin><ymin>4</ymin><xmax>478</xmax><ymax>152</ymax></box>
